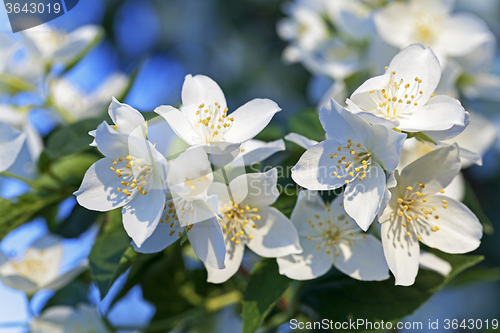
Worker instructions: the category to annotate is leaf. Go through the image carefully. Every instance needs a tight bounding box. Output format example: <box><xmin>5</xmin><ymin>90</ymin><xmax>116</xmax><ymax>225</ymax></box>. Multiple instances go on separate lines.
<box><xmin>449</xmin><ymin>266</ymin><xmax>500</xmax><ymax>286</ymax></box>
<box><xmin>288</xmin><ymin>109</ymin><xmax>325</xmax><ymax>142</ymax></box>
<box><xmin>89</xmin><ymin>209</ymin><xmax>134</xmax><ymax>299</ymax></box>
<box><xmin>45</xmin><ymin>118</ymin><xmax>104</xmax><ymax>160</ymax></box>
<box><xmin>0</xmin><ymin>74</ymin><xmax>36</xmax><ymax>94</ymax></box>
<box><xmin>49</xmin><ymin>153</ymin><xmax>99</xmax><ymax>187</ymax></box>
<box><xmin>299</xmin><ymin>252</ymin><xmax>483</xmax><ymax>330</ymax></box>
<box><xmin>42</xmin><ymin>279</ymin><xmax>89</xmax><ymax>310</ymax></box>
<box><xmin>462</xmin><ymin>180</ymin><xmax>494</xmax><ymax>235</ymax></box>
<box><xmin>55</xmin><ymin>204</ymin><xmax>101</xmax><ymax>239</ymax></box>
<box><xmin>242</xmin><ymin>259</ymin><xmax>292</xmax><ymax>333</ymax></box>
<box><xmin>0</xmin><ymin>192</ymin><xmax>65</xmax><ymax>240</ymax></box>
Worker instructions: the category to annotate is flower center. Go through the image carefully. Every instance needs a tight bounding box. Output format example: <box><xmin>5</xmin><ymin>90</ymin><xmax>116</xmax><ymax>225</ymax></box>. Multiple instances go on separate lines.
<box><xmin>194</xmin><ymin>103</ymin><xmax>234</xmax><ymax>143</ymax></box>
<box><xmin>329</xmin><ymin>139</ymin><xmax>372</xmax><ymax>184</ymax></box>
<box><xmin>305</xmin><ymin>205</ymin><xmax>367</xmax><ymax>256</ymax></box>
<box><xmin>12</xmin><ymin>258</ymin><xmax>48</xmax><ymax>278</ymax></box>
<box><xmin>394</xmin><ymin>182</ymin><xmax>447</xmax><ymax>239</ymax></box>
<box><xmin>220</xmin><ymin>201</ymin><xmax>261</xmax><ymax>245</ymax></box>
<box><xmin>367</xmin><ymin>71</ymin><xmax>426</xmax><ymax>119</ymax></box>
<box><xmin>110</xmin><ymin>155</ymin><xmax>152</xmax><ymax>196</ymax></box>
<box><xmin>413</xmin><ymin>12</ymin><xmax>442</xmax><ymax>46</ymax></box>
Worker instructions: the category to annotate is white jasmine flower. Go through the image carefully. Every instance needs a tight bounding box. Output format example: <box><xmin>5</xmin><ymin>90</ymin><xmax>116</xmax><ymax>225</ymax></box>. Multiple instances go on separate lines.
<box><xmin>0</xmin><ymin>121</ymin><xmax>27</xmax><ymax>173</ymax></box>
<box><xmin>204</xmin><ymin>169</ymin><xmax>302</xmax><ymax>283</ymax></box>
<box><xmin>277</xmin><ymin>191</ymin><xmax>389</xmax><ymax>281</ymax></box>
<box><xmin>379</xmin><ymin>145</ymin><xmax>483</xmax><ymax>286</ymax></box>
<box><xmin>373</xmin><ymin>0</ymin><xmax>493</xmax><ymax>66</ymax></box>
<box><xmin>155</xmin><ymin>74</ymin><xmax>281</xmax><ymax>155</ymax></box>
<box><xmin>31</xmin><ymin>304</ymin><xmax>108</xmax><ymax>333</ymax></box>
<box><xmin>50</xmin><ymin>74</ymin><xmax>128</xmax><ymax>122</ymax></box>
<box><xmin>133</xmin><ymin>147</ymin><xmax>226</xmax><ymax>269</ymax></box>
<box><xmin>324</xmin><ymin>0</ymin><xmax>374</xmax><ymax>40</ymax></box>
<box><xmin>277</xmin><ymin>1</ymin><xmax>328</xmax><ymax>63</ymax></box>
<box><xmin>347</xmin><ymin>44</ymin><xmax>466</xmax><ymax>132</ymax></box>
<box><xmin>74</xmin><ymin>120</ymin><xmax>169</xmax><ymax>247</ymax></box>
<box><xmin>0</xmin><ymin>235</ymin><xmax>87</xmax><ymax>295</ymax></box>
<box><xmin>285</xmin><ymin>132</ymin><xmax>318</xmax><ymax>150</ymax></box>
<box><xmin>291</xmin><ymin>99</ymin><xmax>406</xmax><ymax>230</ymax></box>
<box><xmin>20</xmin><ymin>25</ymin><xmax>103</xmax><ymax>65</ymax></box>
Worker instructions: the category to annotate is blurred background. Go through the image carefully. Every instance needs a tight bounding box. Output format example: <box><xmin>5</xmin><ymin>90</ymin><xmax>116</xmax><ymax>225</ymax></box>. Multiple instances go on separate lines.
<box><xmin>1</xmin><ymin>0</ymin><xmax>500</xmax><ymax>332</ymax></box>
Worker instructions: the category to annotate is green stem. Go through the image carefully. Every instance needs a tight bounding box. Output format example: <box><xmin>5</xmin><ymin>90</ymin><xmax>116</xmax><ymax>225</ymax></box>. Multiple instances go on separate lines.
<box><xmin>0</xmin><ymin>172</ymin><xmax>45</xmax><ymax>189</ymax></box>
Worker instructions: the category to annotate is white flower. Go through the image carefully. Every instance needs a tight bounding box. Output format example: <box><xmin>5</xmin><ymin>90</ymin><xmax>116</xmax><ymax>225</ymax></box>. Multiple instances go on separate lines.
<box><xmin>291</xmin><ymin>99</ymin><xmax>406</xmax><ymax>230</ymax></box>
<box><xmin>132</xmin><ymin>147</ymin><xmax>226</xmax><ymax>269</ymax></box>
<box><xmin>277</xmin><ymin>191</ymin><xmax>389</xmax><ymax>281</ymax></box>
<box><xmin>347</xmin><ymin>44</ymin><xmax>466</xmax><ymax>132</ymax></box>
<box><xmin>74</xmin><ymin>118</ymin><xmax>169</xmax><ymax>247</ymax></box>
<box><xmin>379</xmin><ymin>145</ymin><xmax>483</xmax><ymax>286</ymax></box>
<box><xmin>277</xmin><ymin>1</ymin><xmax>328</xmax><ymax>63</ymax></box>
<box><xmin>373</xmin><ymin>0</ymin><xmax>493</xmax><ymax>66</ymax></box>
<box><xmin>0</xmin><ymin>235</ymin><xmax>87</xmax><ymax>295</ymax></box>
<box><xmin>20</xmin><ymin>25</ymin><xmax>103</xmax><ymax>65</ymax></box>
<box><xmin>211</xmin><ymin>139</ymin><xmax>286</xmax><ymax>169</ymax></box>
<box><xmin>31</xmin><ymin>304</ymin><xmax>108</xmax><ymax>333</ymax></box>
<box><xmin>50</xmin><ymin>74</ymin><xmax>128</xmax><ymax>122</ymax></box>
<box><xmin>0</xmin><ymin>121</ymin><xmax>26</xmax><ymax>173</ymax></box>
<box><xmin>155</xmin><ymin>74</ymin><xmax>281</xmax><ymax>155</ymax></box>
<box><xmin>204</xmin><ymin>169</ymin><xmax>302</xmax><ymax>283</ymax></box>
<box><xmin>324</xmin><ymin>0</ymin><xmax>374</xmax><ymax>40</ymax></box>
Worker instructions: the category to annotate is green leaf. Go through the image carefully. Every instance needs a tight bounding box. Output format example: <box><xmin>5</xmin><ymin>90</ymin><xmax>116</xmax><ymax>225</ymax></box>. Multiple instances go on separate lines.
<box><xmin>242</xmin><ymin>259</ymin><xmax>292</xmax><ymax>333</ymax></box>
<box><xmin>0</xmin><ymin>192</ymin><xmax>65</xmax><ymax>240</ymax></box>
<box><xmin>42</xmin><ymin>279</ymin><xmax>89</xmax><ymax>310</ymax></box>
<box><xmin>45</xmin><ymin>118</ymin><xmax>104</xmax><ymax>160</ymax></box>
<box><xmin>49</xmin><ymin>153</ymin><xmax>99</xmax><ymax>187</ymax></box>
<box><xmin>55</xmin><ymin>204</ymin><xmax>101</xmax><ymax>239</ymax></box>
<box><xmin>462</xmin><ymin>180</ymin><xmax>494</xmax><ymax>235</ymax></box>
<box><xmin>299</xmin><ymin>251</ymin><xmax>483</xmax><ymax>330</ymax></box>
<box><xmin>89</xmin><ymin>209</ymin><xmax>133</xmax><ymax>299</ymax></box>
<box><xmin>288</xmin><ymin>109</ymin><xmax>325</xmax><ymax>142</ymax></box>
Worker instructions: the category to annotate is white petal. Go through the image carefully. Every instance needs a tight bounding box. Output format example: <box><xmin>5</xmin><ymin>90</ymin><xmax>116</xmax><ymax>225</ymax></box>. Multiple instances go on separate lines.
<box><xmin>381</xmin><ymin>218</ymin><xmax>421</xmax><ymax>286</ymax></box>
<box><xmin>94</xmin><ymin>121</ymin><xmax>130</xmax><ymax>158</ymax></box>
<box><xmin>284</xmin><ymin>133</ymin><xmax>318</xmax><ymax>150</ymax></box>
<box><xmin>419</xmin><ymin>250</ymin><xmax>452</xmax><ymax>277</ymax></box>
<box><xmin>27</xmin><ymin>235</ymin><xmax>63</xmax><ymax>286</ymax></box>
<box><xmin>177</xmin><ymin>196</ymin><xmax>220</xmax><ymax>227</ymax></box>
<box><xmin>122</xmin><ymin>183</ymin><xmax>166</xmax><ymax>247</ymax></box>
<box><xmin>154</xmin><ymin>105</ymin><xmax>203</xmax><ymax>146</ymax></box>
<box><xmin>0</xmin><ymin>274</ymin><xmax>38</xmax><ymax>293</ymax></box>
<box><xmin>373</xmin><ymin>2</ymin><xmax>413</xmax><ymax>49</ymax></box>
<box><xmin>108</xmin><ymin>97</ymin><xmax>146</xmax><ymax>137</ymax></box>
<box><xmin>0</xmin><ymin>122</ymin><xmax>26</xmax><ymax>172</ymax></box>
<box><xmin>399</xmin><ymin>144</ymin><xmax>461</xmax><ymax>195</ymax></box>
<box><xmin>52</xmin><ymin>25</ymin><xmax>102</xmax><ymax>62</ymax></box>
<box><xmin>277</xmin><ymin>236</ymin><xmax>332</xmax><ymax>280</ymax></box>
<box><xmin>367</xmin><ymin>124</ymin><xmax>407</xmax><ymax>172</ymax></box>
<box><xmin>74</xmin><ymin>158</ymin><xmax>134</xmax><ymax>212</ymax></box>
<box><xmin>291</xmin><ymin>139</ymin><xmax>349</xmax><ymax>190</ymax></box>
<box><xmin>418</xmin><ymin>196</ymin><xmax>482</xmax><ymax>254</ymax></box>
<box><xmin>440</xmin><ymin>172</ymin><xmax>465</xmax><ymax>202</ymax></box>
<box><xmin>319</xmin><ymin>99</ymin><xmax>372</xmax><ymax>145</ymax></box>
<box><xmin>187</xmin><ymin>217</ymin><xmax>226</xmax><ymax>269</ymax></box>
<box><xmin>181</xmin><ymin>74</ymin><xmax>227</xmax><ymax>111</ymax></box>
<box><xmin>206</xmin><ymin>242</ymin><xmax>245</xmax><ymax>284</ymax></box>
<box><xmin>239</xmin><ymin>169</ymin><xmax>280</xmax><ymax>207</ymax></box>
<box><xmin>246</xmin><ymin>207</ymin><xmax>301</xmax><ymax>257</ymax></box>
<box><xmin>290</xmin><ymin>190</ymin><xmax>325</xmax><ymax>237</ymax></box>
<box><xmin>397</xmin><ymin>95</ymin><xmax>465</xmax><ymax>132</ymax></box>
<box><xmin>335</xmin><ymin>234</ymin><xmax>390</xmax><ymax>281</ymax></box>
<box><xmin>43</xmin><ymin>262</ymin><xmax>88</xmax><ymax>291</ymax></box>
<box><xmin>224</xmin><ymin>99</ymin><xmax>281</xmax><ymax>143</ymax></box>
<box><xmin>203</xmin><ymin>142</ymin><xmax>241</xmax><ymax>155</ymax></box>
<box><xmin>133</xmin><ymin>222</ymin><xmax>184</xmax><ymax>253</ymax></box>
<box><xmin>423</xmin><ymin>111</ymin><xmax>469</xmax><ymax>142</ymax></box>
<box><xmin>236</xmin><ymin>139</ymin><xmax>285</xmax><ymax>166</ymax></box>
<box><xmin>344</xmin><ymin>163</ymin><xmax>386</xmax><ymax>231</ymax></box>
<box><xmin>438</xmin><ymin>13</ymin><xmax>493</xmax><ymax>57</ymax></box>
<box><xmin>388</xmin><ymin>44</ymin><xmax>441</xmax><ymax>104</ymax></box>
